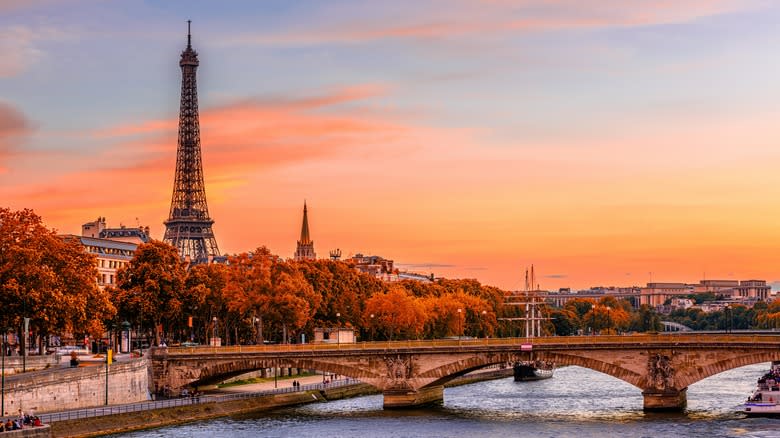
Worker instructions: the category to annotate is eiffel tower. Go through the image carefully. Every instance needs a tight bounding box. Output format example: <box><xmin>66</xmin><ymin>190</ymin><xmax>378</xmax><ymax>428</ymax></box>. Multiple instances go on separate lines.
<box><xmin>163</xmin><ymin>21</ymin><xmax>220</xmax><ymax>262</ymax></box>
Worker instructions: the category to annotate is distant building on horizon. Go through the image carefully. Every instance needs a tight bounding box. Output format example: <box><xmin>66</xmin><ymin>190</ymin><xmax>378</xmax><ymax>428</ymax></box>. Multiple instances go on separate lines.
<box><xmin>82</xmin><ymin>216</ymin><xmax>151</xmax><ymax>245</ymax></box>
<box><xmin>61</xmin><ymin>217</ymin><xmax>152</xmax><ymax>289</ymax></box>
<box><xmin>347</xmin><ymin>253</ymin><xmax>434</xmax><ymax>283</ymax></box>
<box><xmin>543</xmin><ymin>278</ymin><xmax>772</xmax><ymax>310</ymax></box>
<box><xmin>294</xmin><ymin>201</ymin><xmax>316</xmax><ymax>261</ymax></box>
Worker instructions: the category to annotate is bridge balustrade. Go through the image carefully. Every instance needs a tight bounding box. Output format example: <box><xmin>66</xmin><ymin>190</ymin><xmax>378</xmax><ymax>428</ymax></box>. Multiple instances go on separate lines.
<box><xmin>162</xmin><ymin>333</ymin><xmax>780</xmax><ymax>356</ymax></box>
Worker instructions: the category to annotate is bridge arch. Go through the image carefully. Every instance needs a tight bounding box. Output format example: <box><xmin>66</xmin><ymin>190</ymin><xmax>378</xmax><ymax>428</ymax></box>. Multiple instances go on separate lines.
<box><xmin>674</xmin><ymin>351</ymin><xmax>779</xmax><ymax>389</ymax></box>
<box><xmin>152</xmin><ymin>334</ymin><xmax>780</xmax><ymax>410</ymax></box>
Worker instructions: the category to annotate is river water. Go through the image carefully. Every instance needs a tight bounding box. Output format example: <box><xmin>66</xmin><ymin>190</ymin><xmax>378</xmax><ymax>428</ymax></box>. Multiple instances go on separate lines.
<box><xmin>116</xmin><ymin>362</ymin><xmax>780</xmax><ymax>437</ymax></box>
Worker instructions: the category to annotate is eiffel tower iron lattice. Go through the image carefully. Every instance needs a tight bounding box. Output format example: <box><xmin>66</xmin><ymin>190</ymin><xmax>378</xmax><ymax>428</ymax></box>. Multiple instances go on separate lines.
<box><xmin>163</xmin><ymin>21</ymin><xmax>220</xmax><ymax>262</ymax></box>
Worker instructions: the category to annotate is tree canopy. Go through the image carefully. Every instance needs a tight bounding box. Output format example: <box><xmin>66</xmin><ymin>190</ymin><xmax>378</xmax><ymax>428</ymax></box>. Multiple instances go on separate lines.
<box><xmin>0</xmin><ymin>207</ymin><xmax>115</xmax><ymax>343</ymax></box>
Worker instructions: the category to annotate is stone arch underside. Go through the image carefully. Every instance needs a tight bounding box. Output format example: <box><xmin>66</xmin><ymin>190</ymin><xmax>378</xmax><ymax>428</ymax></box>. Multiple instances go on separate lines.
<box><xmin>673</xmin><ymin>350</ymin><xmax>780</xmax><ymax>389</ymax></box>
<box><xmin>162</xmin><ymin>356</ymin><xmax>391</xmax><ymax>391</ymax></box>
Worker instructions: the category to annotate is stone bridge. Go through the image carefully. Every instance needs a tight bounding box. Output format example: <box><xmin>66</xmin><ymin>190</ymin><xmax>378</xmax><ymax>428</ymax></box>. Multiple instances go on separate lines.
<box><xmin>150</xmin><ymin>333</ymin><xmax>780</xmax><ymax>410</ymax></box>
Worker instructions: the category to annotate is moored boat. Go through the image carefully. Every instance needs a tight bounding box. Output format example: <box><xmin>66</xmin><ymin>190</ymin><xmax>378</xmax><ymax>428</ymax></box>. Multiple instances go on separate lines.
<box><xmin>744</xmin><ymin>361</ymin><xmax>780</xmax><ymax>416</ymax></box>
<box><xmin>513</xmin><ymin>360</ymin><xmax>554</xmax><ymax>381</ymax></box>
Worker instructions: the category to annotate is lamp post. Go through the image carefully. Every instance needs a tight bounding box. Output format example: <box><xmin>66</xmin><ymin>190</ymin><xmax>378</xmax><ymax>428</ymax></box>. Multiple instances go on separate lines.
<box><xmin>481</xmin><ymin>310</ymin><xmax>487</xmax><ymax>339</ymax></box>
<box><xmin>606</xmin><ymin>306</ymin><xmax>612</xmax><ymax>335</ymax></box>
<box><xmin>254</xmin><ymin>317</ymin><xmax>260</xmax><ymax>345</ymax></box>
<box><xmin>2</xmin><ymin>326</ymin><xmax>6</xmax><ymax>417</ymax></box>
<box><xmin>105</xmin><ymin>323</ymin><xmax>113</xmax><ymax>406</ymax></box>
<box><xmin>725</xmin><ymin>305</ymin><xmax>732</xmax><ymax>333</ymax></box>
<box><xmin>369</xmin><ymin>314</ymin><xmax>375</xmax><ymax>342</ymax></box>
<box><xmin>457</xmin><ymin>308</ymin><xmax>463</xmax><ymax>341</ymax></box>
<box><xmin>212</xmin><ymin>317</ymin><xmax>217</xmax><ymax>346</ymax></box>
<box><xmin>22</xmin><ymin>317</ymin><xmax>29</xmax><ymax>373</ymax></box>
<box><xmin>336</xmin><ymin>312</ymin><xmax>341</xmax><ymax>346</ymax></box>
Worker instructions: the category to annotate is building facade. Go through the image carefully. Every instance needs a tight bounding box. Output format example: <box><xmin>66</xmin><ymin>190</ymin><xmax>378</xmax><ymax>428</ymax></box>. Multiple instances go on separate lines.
<box><xmin>62</xmin><ymin>217</ymin><xmax>151</xmax><ymax>288</ymax></box>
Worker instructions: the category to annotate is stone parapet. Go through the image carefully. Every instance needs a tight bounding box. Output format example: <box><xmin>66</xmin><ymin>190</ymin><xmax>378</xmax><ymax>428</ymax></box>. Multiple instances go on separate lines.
<box><xmin>1</xmin><ymin>356</ymin><xmax>61</xmax><ymax>375</ymax></box>
<box><xmin>0</xmin><ymin>425</ymin><xmax>51</xmax><ymax>438</ymax></box>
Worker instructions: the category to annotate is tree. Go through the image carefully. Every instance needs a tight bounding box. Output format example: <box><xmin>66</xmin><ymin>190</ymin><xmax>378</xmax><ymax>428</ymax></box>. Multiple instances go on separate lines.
<box><xmin>550</xmin><ymin>309</ymin><xmax>579</xmax><ymax>335</ymax></box>
<box><xmin>113</xmin><ymin>240</ymin><xmax>187</xmax><ymax>345</ymax></box>
<box><xmin>364</xmin><ymin>285</ymin><xmax>426</xmax><ymax>340</ymax></box>
<box><xmin>629</xmin><ymin>305</ymin><xmax>662</xmax><ymax>333</ymax></box>
<box><xmin>185</xmin><ymin>262</ymin><xmax>229</xmax><ymax>343</ymax></box>
<box><xmin>0</xmin><ymin>207</ymin><xmax>115</xmax><ymax>350</ymax></box>
<box><xmin>223</xmin><ymin>248</ymin><xmax>320</xmax><ymax>343</ymax></box>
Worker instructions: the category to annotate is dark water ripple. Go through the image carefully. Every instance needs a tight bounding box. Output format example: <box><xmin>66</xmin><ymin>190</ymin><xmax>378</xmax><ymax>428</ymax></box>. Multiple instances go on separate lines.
<box><xmin>115</xmin><ymin>363</ymin><xmax>780</xmax><ymax>438</ymax></box>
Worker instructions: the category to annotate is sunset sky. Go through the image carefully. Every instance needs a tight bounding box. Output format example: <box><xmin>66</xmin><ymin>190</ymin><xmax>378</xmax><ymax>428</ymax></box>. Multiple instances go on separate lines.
<box><xmin>2</xmin><ymin>0</ymin><xmax>780</xmax><ymax>291</ymax></box>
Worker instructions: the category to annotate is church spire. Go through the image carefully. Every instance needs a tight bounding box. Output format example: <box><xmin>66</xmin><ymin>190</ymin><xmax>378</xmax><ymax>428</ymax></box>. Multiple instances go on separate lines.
<box><xmin>295</xmin><ymin>201</ymin><xmax>316</xmax><ymax>261</ymax></box>
<box><xmin>300</xmin><ymin>201</ymin><xmax>311</xmax><ymax>245</ymax></box>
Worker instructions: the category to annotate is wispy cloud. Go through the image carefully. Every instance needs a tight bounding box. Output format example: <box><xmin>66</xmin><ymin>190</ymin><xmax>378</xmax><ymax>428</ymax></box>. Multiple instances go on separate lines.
<box><xmin>215</xmin><ymin>0</ymin><xmax>764</xmax><ymax>48</ymax></box>
<box><xmin>0</xmin><ymin>100</ymin><xmax>32</xmax><ymax>173</ymax></box>
<box><xmin>0</xmin><ymin>23</ymin><xmax>80</xmax><ymax>78</ymax></box>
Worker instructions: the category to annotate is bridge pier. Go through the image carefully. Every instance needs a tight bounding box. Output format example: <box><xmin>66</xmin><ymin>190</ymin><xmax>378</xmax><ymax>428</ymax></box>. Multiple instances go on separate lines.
<box><xmin>383</xmin><ymin>386</ymin><xmax>444</xmax><ymax>409</ymax></box>
<box><xmin>642</xmin><ymin>388</ymin><xmax>687</xmax><ymax>412</ymax></box>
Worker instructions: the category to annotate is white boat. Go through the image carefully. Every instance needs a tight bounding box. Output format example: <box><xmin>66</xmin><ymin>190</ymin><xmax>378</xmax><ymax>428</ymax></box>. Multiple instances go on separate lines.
<box><xmin>744</xmin><ymin>361</ymin><xmax>780</xmax><ymax>416</ymax></box>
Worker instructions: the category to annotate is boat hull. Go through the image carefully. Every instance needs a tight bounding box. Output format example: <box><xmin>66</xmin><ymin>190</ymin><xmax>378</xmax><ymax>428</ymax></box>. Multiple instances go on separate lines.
<box><xmin>744</xmin><ymin>403</ymin><xmax>780</xmax><ymax>416</ymax></box>
<box><xmin>513</xmin><ymin>363</ymin><xmax>553</xmax><ymax>381</ymax></box>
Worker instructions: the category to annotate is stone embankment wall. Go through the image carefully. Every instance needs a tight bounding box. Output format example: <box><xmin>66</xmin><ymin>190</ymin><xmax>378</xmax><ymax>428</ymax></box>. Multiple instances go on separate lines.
<box><xmin>0</xmin><ymin>425</ymin><xmax>51</xmax><ymax>438</ymax></box>
<box><xmin>2</xmin><ymin>359</ymin><xmax>149</xmax><ymax>416</ymax></box>
<box><xmin>2</xmin><ymin>356</ymin><xmax>61</xmax><ymax>375</ymax></box>
<box><xmin>49</xmin><ymin>392</ymin><xmax>321</xmax><ymax>438</ymax></box>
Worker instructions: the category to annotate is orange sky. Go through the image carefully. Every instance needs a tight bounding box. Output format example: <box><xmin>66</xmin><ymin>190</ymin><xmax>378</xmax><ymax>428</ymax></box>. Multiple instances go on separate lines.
<box><xmin>2</xmin><ymin>1</ymin><xmax>780</xmax><ymax>290</ymax></box>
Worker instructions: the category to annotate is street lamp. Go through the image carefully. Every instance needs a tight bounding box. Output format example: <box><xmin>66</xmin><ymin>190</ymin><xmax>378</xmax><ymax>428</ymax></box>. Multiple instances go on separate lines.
<box><xmin>212</xmin><ymin>317</ymin><xmax>217</xmax><ymax>346</ymax></box>
<box><xmin>606</xmin><ymin>306</ymin><xmax>612</xmax><ymax>335</ymax></box>
<box><xmin>457</xmin><ymin>308</ymin><xmax>463</xmax><ymax>340</ymax></box>
<box><xmin>481</xmin><ymin>310</ymin><xmax>487</xmax><ymax>339</ymax></box>
<box><xmin>725</xmin><ymin>305</ymin><xmax>732</xmax><ymax>333</ymax></box>
<box><xmin>105</xmin><ymin>323</ymin><xmax>113</xmax><ymax>406</ymax></box>
<box><xmin>254</xmin><ymin>317</ymin><xmax>260</xmax><ymax>345</ymax></box>
<box><xmin>2</xmin><ymin>326</ymin><xmax>6</xmax><ymax>417</ymax></box>
<box><xmin>336</xmin><ymin>313</ymin><xmax>341</xmax><ymax>346</ymax></box>
<box><xmin>369</xmin><ymin>314</ymin><xmax>375</xmax><ymax>342</ymax></box>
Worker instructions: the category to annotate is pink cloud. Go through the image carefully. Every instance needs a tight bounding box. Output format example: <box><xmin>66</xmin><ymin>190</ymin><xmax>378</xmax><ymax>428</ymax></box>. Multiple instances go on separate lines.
<box><xmin>0</xmin><ymin>100</ymin><xmax>32</xmax><ymax>173</ymax></box>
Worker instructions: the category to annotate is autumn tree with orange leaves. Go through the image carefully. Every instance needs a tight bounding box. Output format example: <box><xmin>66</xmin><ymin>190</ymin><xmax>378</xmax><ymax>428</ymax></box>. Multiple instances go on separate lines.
<box><xmin>364</xmin><ymin>284</ymin><xmax>426</xmax><ymax>340</ymax></box>
<box><xmin>222</xmin><ymin>247</ymin><xmax>321</xmax><ymax>343</ymax></box>
<box><xmin>113</xmin><ymin>240</ymin><xmax>187</xmax><ymax>345</ymax></box>
<box><xmin>0</xmin><ymin>207</ymin><xmax>115</xmax><ymax>351</ymax></box>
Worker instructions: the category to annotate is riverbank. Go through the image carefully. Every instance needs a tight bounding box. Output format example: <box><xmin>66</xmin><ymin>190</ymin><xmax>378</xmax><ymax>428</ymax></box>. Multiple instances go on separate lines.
<box><xmin>49</xmin><ymin>367</ymin><xmax>512</xmax><ymax>437</ymax></box>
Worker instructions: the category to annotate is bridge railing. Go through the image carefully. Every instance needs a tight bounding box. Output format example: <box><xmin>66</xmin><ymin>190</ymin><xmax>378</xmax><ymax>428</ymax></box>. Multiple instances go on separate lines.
<box><xmin>37</xmin><ymin>378</ymin><xmax>357</xmax><ymax>424</ymax></box>
<box><xmin>161</xmin><ymin>333</ymin><xmax>780</xmax><ymax>355</ymax></box>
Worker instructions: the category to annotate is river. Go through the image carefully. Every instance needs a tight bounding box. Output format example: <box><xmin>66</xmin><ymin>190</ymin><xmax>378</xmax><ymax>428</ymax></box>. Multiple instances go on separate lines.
<box><xmin>114</xmin><ymin>362</ymin><xmax>780</xmax><ymax>437</ymax></box>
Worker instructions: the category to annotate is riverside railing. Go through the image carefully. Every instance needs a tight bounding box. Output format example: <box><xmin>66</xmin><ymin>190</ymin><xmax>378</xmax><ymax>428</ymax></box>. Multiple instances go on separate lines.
<box><xmin>37</xmin><ymin>378</ymin><xmax>356</xmax><ymax>424</ymax></box>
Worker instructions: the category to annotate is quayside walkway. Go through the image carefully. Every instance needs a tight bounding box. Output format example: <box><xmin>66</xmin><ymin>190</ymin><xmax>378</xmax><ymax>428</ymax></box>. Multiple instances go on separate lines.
<box><xmin>153</xmin><ymin>333</ymin><xmax>780</xmax><ymax>410</ymax></box>
<box><xmin>37</xmin><ymin>378</ymin><xmax>355</xmax><ymax>424</ymax></box>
